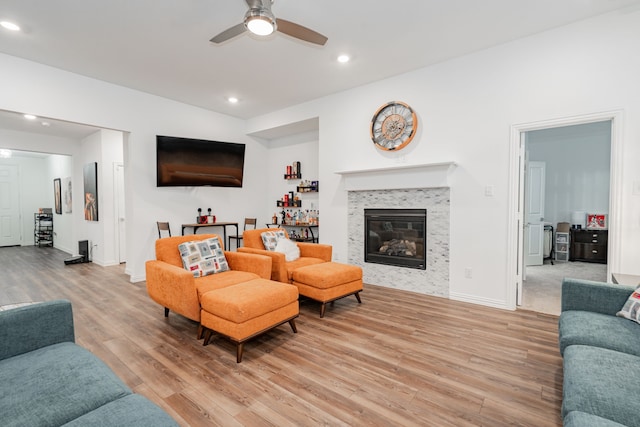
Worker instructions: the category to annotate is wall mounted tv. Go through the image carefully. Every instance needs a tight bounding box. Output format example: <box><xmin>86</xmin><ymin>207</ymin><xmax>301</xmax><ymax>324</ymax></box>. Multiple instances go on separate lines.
<box><xmin>156</xmin><ymin>135</ymin><xmax>246</xmax><ymax>187</ymax></box>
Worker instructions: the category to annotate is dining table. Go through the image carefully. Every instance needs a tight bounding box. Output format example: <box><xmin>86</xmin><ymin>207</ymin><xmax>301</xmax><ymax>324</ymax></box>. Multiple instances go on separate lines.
<box><xmin>181</xmin><ymin>222</ymin><xmax>239</xmax><ymax>249</ymax></box>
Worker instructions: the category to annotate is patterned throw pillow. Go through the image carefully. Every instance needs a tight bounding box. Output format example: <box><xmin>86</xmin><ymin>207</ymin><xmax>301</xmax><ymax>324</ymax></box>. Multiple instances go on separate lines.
<box><xmin>178</xmin><ymin>237</ymin><xmax>229</xmax><ymax>278</ymax></box>
<box><xmin>274</xmin><ymin>238</ymin><xmax>300</xmax><ymax>262</ymax></box>
<box><xmin>617</xmin><ymin>287</ymin><xmax>640</xmax><ymax>323</ymax></box>
<box><xmin>260</xmin><ymin>230</ymin><xmax>287</xmax><ymax>251</ymax></box>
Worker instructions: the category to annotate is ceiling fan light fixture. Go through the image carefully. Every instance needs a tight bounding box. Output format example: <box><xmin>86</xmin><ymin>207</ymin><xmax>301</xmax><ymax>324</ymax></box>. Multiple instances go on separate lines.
<box><xmin>245</xmin><ymin>9</ymin><xmax>276</xmax><ymax>36</ymax></box>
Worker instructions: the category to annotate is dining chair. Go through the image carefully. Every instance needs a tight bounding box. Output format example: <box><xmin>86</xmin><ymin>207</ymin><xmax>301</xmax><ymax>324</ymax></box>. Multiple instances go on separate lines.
<box><xmin>157</xmin><ymin>222</ymin><xmax>172</xmax><ymax>238</ymax></box>
<box><xmin>228</xmin><ymin>218</ymin><xmax>257</xmax><ymax>250</ymax></box>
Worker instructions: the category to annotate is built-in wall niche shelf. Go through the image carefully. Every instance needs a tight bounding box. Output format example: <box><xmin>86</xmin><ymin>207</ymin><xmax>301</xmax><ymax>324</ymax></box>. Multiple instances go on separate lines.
<box><xmin>335</xmin><ymin>162</ymin><xmax>457</xmax><ymax>191</ymax></box>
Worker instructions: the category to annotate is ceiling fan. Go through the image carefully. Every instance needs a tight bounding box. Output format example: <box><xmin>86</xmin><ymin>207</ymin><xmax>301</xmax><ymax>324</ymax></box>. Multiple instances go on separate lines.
<box><xmin>210</xmin><ymin>0</ymin><xmax>328</xmax><ymax>46</ymax></box>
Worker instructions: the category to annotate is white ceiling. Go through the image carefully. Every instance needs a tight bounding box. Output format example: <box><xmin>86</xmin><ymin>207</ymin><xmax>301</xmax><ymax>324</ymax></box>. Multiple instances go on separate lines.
<box><xmin>1</xmin><ymin>0</ymin><xmax>640</xmax><ymax>138</ymax></box>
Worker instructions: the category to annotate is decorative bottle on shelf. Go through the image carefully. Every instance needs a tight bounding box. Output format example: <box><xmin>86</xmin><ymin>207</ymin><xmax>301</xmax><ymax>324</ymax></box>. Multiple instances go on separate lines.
<box><xmin>272</xmin><ymin>213</ymin><xmax>278</xmax><ymax>225</ymax></box>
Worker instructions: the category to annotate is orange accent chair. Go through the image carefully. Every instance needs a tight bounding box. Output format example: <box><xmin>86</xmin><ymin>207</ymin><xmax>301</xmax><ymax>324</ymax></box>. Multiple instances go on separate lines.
<box><xmin>239</xmin><ymin>228</ymin><xmax>363</xmax><ymax>317</ymax></box>
<box><xmin>238</xmin><ymin>228</ymin><xmax>332</xmax><ymax>283</ymax></box>
<box><xmin>145</xmin><ymin>234</ymin><xmax>272</xmax><ymax>325</ymax></box>
<box><xmin>145</xmin><ymin>233</ymin><xmax>299</xmax><ymax>362</ymax></box>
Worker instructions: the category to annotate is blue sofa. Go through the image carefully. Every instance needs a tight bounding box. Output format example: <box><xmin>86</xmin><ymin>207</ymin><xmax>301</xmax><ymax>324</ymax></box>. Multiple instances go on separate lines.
<box><xmin>0</xmin><ymin>300</ymin><xmax>178</xmax><ymax>427</ymax></box>
<box><xmin>559</xmin><ymin>278</ymin><xmax>640</xmax><ymax>427</ymax></box>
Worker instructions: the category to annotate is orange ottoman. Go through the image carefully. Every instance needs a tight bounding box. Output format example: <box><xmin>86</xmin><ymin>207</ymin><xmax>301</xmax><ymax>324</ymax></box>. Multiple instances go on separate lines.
<box><xmin>292</xmin><ymin>262</ymin><xmax>363</xmax><ymax>318</ymax></box>
<box><xmin>200</xmin><ymin>278</ymin><xmax>299</xmax><ymax>362</ymax></box>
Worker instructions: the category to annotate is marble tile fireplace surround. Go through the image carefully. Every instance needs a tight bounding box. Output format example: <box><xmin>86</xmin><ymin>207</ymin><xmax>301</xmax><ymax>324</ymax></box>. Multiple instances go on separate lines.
<box><xmin>339</xmin><ymin>163</ymin><xmax>454</xmax><ymax>297</ymax></box>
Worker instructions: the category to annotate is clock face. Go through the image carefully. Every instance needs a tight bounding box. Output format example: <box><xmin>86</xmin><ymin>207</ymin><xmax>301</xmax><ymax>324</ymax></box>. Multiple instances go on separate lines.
<box><xmin>370</xmin><ymin>101</ymin><xmax>418</xmax><ymax>151</ymax></box>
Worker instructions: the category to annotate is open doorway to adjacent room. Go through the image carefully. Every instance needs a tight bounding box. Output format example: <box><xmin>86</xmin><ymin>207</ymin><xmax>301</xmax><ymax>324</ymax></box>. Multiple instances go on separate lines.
<box><xmin>0</xmin><ymin>109</ymin><xmax>127</xmax><ymax>266</ymax></box>
<box><xmin>509</xmin><ymin>113</ymin><xmax>620</xmax><ymax>315</ymax></box>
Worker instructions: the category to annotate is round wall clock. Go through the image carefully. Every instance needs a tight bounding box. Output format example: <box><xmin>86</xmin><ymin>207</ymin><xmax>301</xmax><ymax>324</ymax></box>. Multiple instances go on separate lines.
<box><xmin>370</xmin><ymin>101</ymin><xmax>418</xmax><ymax>151</ymax></box>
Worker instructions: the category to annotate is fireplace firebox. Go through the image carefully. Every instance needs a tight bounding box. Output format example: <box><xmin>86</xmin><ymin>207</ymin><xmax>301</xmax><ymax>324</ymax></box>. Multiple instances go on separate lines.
<box><xmin>364</xmin><ymin>208</ymin><xmax>426</xmax><ymax>270</ymax></box>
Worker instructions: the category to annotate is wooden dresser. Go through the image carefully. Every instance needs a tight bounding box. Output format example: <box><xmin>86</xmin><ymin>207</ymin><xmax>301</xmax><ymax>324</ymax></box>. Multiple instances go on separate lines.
<box><xmin>569</xmin><ymin>229</ymin><xmax>608</xmax><ymax>263</ymax></box>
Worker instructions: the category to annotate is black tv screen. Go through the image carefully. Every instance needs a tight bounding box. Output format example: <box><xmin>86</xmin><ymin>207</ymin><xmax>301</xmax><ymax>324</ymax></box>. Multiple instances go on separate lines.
<box><xmin>156</xmin><ymin>136</ymin><xmax>245</xmax><ymax>187</ymax></box>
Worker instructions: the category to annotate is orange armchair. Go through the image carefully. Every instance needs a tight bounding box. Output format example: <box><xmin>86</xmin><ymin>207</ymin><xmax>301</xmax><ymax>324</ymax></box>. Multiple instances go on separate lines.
<box><xmin>145</xmin><ymin>234</ymin><xmax>272</xmax><ymax>323</ymax></box>
<box><xmin>238</xmin><ymin>228</ymin><xmax>332</xmax><ymax>283</ymax></box>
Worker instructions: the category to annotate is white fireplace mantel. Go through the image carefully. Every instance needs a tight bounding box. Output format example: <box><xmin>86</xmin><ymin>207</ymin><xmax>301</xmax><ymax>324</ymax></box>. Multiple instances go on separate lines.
<box><xmin>335</xmin><ymin>161</ymin><xmax>457</xmax><ymax>191</ymax></box>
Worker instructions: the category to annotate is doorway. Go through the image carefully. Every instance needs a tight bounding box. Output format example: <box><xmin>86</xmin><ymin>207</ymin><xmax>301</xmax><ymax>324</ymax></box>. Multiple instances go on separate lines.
<box><xmin>114</xmin><ymin>162</ymin><xmax>126</xmax><ymax>264</ymax></box>
<box><xmin>507</xmin><ymin>111</ymin><xmax>623</xmax><ymax>312</ymax></box>
<box><xmin>0</xmin><ymin>164</ymin><xmax>21</xmax><ymax>246</ymax></box>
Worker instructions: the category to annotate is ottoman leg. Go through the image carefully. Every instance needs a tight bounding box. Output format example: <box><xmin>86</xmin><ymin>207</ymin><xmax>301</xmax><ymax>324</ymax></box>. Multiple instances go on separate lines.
<box><xmin>289</xmin><ymin>319</ymin><xmax>298</xmax><ymax>333</ymax></box>
<box><xmin>320</xmin><ymin>303</ymin><xmax>327</xmax><ymax>318</ymax></box>
<box><xmin>355</xmin><ymin>292</ymin><xmax>362</xmax><ymax>303</ymax></box>
<box><xmin>236</xmin><ymin>342</ymin><xmax>245</xmax><ymax>363</ymax></box>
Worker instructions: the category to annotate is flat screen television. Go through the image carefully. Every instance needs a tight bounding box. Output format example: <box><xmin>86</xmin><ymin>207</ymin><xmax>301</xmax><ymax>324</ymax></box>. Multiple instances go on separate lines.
<box><xmin>156</xmin><ymin>135</ymin><xmax>246</xmax><ymax>187</ymax></box>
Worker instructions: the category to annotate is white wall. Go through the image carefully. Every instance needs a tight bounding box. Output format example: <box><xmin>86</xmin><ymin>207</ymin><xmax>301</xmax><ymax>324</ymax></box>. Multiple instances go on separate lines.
<box><xmin>47</xmin><ymin>154</ymin><xmax>74</xmax><ymax>253</ymax></box>
<box><xmin>247</xmin><ymin>10</ymin><xmax>640</xmax><ymax>309</ymax></box>
<box><xmin>528</xmin><ymin>121</ymin><xmax>611</xmax><ymax>229</ymax></box>
<box><xmin>0</xmin><ymin>129</ymin><xmax>76</xmax><ymax>251</ymax></box>
<box><xmin>0</xmin><ymin>52</ymin><xmax>267</xmax><ymax>281</ymax></box>
<box><xmin>266</xmin><ymin>131</ymin><xmax>319</xmax><ymax>227</ymax></box>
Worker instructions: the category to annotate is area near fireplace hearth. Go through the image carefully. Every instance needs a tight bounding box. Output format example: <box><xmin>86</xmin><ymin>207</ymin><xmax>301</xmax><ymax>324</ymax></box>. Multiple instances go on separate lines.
<box><xmin>347</xmin><ymin>188</ymin><xmax>450</xmax><ymax>297</ymax></box>
<box><xmin>338</xmin><ymin>162</ymin><xmax>455</xmax><ymax>297</ymax></box>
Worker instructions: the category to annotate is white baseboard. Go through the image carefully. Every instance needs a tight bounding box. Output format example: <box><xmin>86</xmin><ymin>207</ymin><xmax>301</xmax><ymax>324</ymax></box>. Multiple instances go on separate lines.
<box><xmin>129</xmin><ymin>274</ymin><xmax>145</xmax><ymax>283</ymax></box>
<box><xmin>449</xmin><ymin>291</ymin><xmax>512</xmax><ymax>311</ymax></box>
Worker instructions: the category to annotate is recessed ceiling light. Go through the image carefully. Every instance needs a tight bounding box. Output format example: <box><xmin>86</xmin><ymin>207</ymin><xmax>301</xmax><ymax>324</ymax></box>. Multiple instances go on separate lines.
<box><xmin>0</xmin><ymin>21</ymin><xmax>21</xmax><ymax>31</ymax></box>
<box><xmin>0</xmin><ymin>149</ymin><xmax>12</xmax><ymax>158</ymax></box>
<box><xmin>41</xmin><ymin>121</ymin><xmax>51</xmax><ymax>127</ymax></box>
<box><xmin>337</xmin><ymin>54</ymin><xmax>350</xmax><ymax>63</ymax></box>
<box><xmin>227</xmin><ymin>97</ymin><xmax>239</xmax><ymax>104</ymax></box>
<box><xmin>24</xmin><ymin>114</ymin><xmax>37</xmax><ymax>120</ymax></box>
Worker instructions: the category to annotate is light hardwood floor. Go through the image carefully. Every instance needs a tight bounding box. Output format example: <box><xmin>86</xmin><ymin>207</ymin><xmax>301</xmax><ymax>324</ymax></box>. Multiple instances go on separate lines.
<box><xmin>0</xmin><ymin>246</ymin><xmax>563</xmax><ymax>426</ymax></box>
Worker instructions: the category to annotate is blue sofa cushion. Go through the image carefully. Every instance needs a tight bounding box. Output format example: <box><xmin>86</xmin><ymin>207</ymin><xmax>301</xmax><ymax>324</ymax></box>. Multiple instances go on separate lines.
<box><xmin>0</xmin><ymin>342</ymin><xmax>131</xmax><ymax>427</ymax></box>
<box><xmin>564</xmin><ymin>411</ymin><xmax>628</xmax><ymax>427</ymax></box>
<box><xmin>62</xmin><ymin>394</ymin><xmax>178</xmax><ymax>426</ymax></box>
<box><xmin>559</xmin><ymin>310</ymin><xmax>640</xmax><ymax>357</ymax></box>
<box><xmin>563</xmin><ymin>345</ymin><xmax>640</xmax><ymax>427</ymax></box>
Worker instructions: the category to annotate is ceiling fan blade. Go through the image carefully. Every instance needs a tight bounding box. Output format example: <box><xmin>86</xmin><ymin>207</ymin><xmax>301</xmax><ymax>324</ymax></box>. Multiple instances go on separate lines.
<box><xmin>210</xmin><ymin>23</ymin><xmax>247</xmax><ymax>44</ymax></box>
<box><xmin>276</xmin><ymin>18</ymin><xmax>328</xmax><ymax>46</ymax></box>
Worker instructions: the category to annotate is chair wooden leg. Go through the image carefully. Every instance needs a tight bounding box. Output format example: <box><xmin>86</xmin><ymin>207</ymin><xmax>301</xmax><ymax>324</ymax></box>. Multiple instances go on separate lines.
<box><xmin>236</xmin><ymin>342</ymin><xmax>244</xmax><ymax>363</ymax></box>
<box><xmin>354</xmin><ymin>292</ymin><xmax>362</xmax><ymax>304</ymax></box>
<box><xmin>197</xmin><ymin>324</ymin><xmax>205</xmax><ymax>340</ymax></box>
<box><xmin>164</xmin><ymin>307</ymin><xmax>169</xmax><ymax>317</ymax></box>
<box><xmin>320</xmin><ymin>303</ymin><xmax>327</xmax><ymax>318</ymax></box>
<box><xmin>202</xmin><ymin>329</ymin><xmax>213</xmax><ymax>346</ymax></box>
<box><xmin>289</xmin><ymin>319</ymin><xmax>298</xmax><ymax>333</ymax></box>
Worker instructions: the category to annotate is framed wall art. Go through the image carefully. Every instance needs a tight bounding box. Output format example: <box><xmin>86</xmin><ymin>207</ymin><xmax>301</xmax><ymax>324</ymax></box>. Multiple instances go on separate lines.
<box><xmin>83</xmin><ymin>162</ymin><xmax>98</xmax><ymax>221</ymax></box>
<box><xmin>53</xmin><ymin>178</ymin><xmax>62</xmax><ymax>215</ymax></box>
<box><xmin>63</xmin><ymin>177</ymin><xmax>72</xmax><ymax>213</ymax></box>
<box><xmin>586</xmin><ymin>213</ymin><xmax>607</xmax><ymax>230</ymax></box>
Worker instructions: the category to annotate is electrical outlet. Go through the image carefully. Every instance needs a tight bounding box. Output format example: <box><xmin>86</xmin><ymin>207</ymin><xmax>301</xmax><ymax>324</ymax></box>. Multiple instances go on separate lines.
<box><xmin>484</xmin><ymin>185</ymin><xmax>494</xmax><ymax>197</ymax></box>
<box><xmin>464</xmin><ymin>268</ymin><xmax>472</xmax><ymax>279</ymax></box>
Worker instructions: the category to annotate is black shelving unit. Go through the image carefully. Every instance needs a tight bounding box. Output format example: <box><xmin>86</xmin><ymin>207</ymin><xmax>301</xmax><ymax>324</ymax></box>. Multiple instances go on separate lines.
<box><xmin>34</xmin><ymin>213</ymin><xmax>53</xmax><ymax>247</ymax></box>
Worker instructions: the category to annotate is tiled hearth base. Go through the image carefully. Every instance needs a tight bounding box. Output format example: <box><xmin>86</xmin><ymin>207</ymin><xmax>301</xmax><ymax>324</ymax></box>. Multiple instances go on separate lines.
<box><xmin>347</xmin><ymin>188</ymin><xmax>450</xmax><ymax>297</ymax></box>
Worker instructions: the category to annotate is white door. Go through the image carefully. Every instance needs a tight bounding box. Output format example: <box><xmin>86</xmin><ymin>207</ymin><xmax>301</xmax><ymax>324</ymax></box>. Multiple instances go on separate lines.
<box><xmin>0</xmin><ymin>164</ymin><xmax>21</xmax><ymax>246</ymax></box>
<box><xmin>114</xmin><ymin>163</ymin><xmax>126</xmax><ymax>263</ymax></box>
<box><xmin>524</xmin><ymin>161</ymin><xmax>546</xmax><ymax>266</ymax></box>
